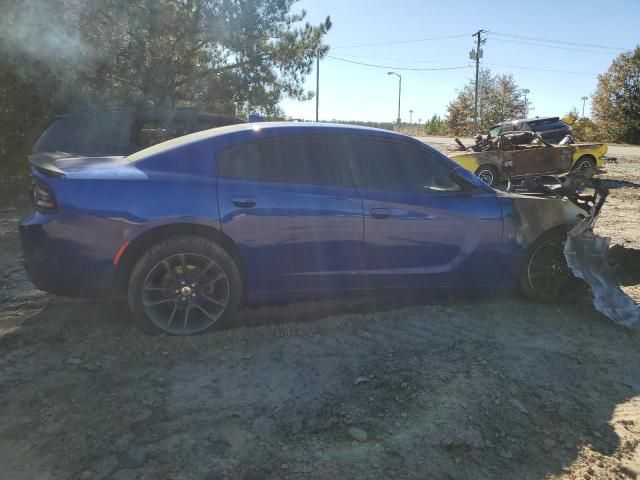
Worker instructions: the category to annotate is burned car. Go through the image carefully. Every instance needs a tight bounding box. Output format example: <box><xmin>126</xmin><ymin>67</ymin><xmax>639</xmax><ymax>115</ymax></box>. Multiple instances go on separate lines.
<box><xmin>449</xmin><ymin>131</ymin><xmax>608</xmax><ymax>187</ymax></box>
<box><xmin>21</xmin><ymin>123</ymin><xmax>617</xmax><ymax>335</ymax></box>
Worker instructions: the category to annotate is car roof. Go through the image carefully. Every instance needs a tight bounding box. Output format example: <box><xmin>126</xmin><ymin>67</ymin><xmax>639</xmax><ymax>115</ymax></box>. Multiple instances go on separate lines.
<box><xmin>127</xmin><ymin>122</ymin><xmax>411</xmax><ymax>162</ymax></box>
<box><xmin>515</xmin><ymin>116</ymin><xmax>561</xmax><ymax>124</ymax></box>
<box><xmin>494</xmin><ymin>117</ymin><xmax>561</xmax><ymax>128</ymax></box>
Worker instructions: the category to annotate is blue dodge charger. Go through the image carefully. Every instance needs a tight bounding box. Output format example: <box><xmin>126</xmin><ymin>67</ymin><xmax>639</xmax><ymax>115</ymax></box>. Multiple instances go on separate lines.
<box><xmin>20</xmin><ymin>123</ymin><xmax>589</xmax><ymax>334</ymax></box>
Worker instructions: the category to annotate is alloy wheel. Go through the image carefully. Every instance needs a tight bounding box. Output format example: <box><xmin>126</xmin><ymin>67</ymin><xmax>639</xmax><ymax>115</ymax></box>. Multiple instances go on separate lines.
<box><xmin>526</xmin><ymin>238</ymin><xmax>583</xmax><ymax>302</ymax></box>
<box><xmin>477</xmin><ymin>168</ymin><xmax>495</xmax><ymax>186</ymax></box>
<box><xmin>141</xmin><ymin>253</ymin><xmax>230</xmax><ymax>334</ymax></box>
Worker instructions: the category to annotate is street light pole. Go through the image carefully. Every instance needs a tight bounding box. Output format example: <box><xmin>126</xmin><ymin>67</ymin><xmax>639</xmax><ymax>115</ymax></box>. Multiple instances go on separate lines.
<box><xmin>581</xmin><ymin>96</ymin><xmax>588</xmax><ymax>118</ymax></box>
<box><xmin>387</xmin><ymin>71</ymin><xmax>402</xmax><ymax>125</ymax></box>
<box><xmin>315</xmin><ymin>49</ymin><xmax>320</xmax><ymax>122</ymax></box>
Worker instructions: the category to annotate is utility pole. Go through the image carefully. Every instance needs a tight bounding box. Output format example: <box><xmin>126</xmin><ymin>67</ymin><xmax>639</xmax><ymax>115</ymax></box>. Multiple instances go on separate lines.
<box><xmin>471</xmin><ymin>30</ymin><xmax>485</xmax><ymax>133</ymax></box>
<box><xmin>315</xmin><ymin>49</ymin><xmax>320</xmax><ymax>122</ymax></box>
<box><xmin>581</xmin><ymin>96</ymin><xmax>588</xmax><ymax>118</ymax></box>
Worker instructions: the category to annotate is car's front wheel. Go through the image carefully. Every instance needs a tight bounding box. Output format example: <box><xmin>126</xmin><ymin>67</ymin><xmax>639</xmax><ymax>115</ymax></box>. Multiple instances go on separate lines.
<box><xmin>519</xmin><ymin>231</ymin><xmax>587</xmax><ymax>303</ymax></box>
<box><xmin>128</xmin><ymin>235</ymin><xmax>242</xmax><ymax>335</ymax></box>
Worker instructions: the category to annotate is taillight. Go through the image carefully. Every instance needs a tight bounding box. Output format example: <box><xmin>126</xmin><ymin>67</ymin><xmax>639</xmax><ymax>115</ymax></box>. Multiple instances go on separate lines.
<box><xmin>33</xmin><ymin>181</ymin><xmax>57</xmax><ymax>213</ymax></box>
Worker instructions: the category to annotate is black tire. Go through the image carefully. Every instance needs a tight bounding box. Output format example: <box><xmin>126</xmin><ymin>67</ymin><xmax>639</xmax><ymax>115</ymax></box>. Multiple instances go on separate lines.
<box><xmin>128</xmin><ymin>235</ymin><xmax>242</xmax><ymax>335</ymax></box>
<box><xmin>572</xmin><ymin>155</ymin><xmax>595</xmax><ymax>171</ymax></box>
<box><xmin>475</xmin><ymin>165</ymin><xmax>498</xmax><ymax>187</ymax></box>
<box><xmin>519</xmin><ymin>230</ymin><xmax>587</xmax><ymax>303</ymax></box>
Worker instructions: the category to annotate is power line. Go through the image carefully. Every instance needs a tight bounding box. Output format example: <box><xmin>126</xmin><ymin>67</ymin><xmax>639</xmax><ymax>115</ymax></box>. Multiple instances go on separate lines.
<box><xmin>325</xmin><ymin>56</ymin><xmax>598</xmax><ymax>76</ymax></box>
<box><xmin>487</xmin><ymin>36</ymin><xmax>622</xmax><ymax>55</ymax></box>
<box><xmin>326</xmin><ymin>55</ymin><xmax>472</xmax><ymax>71</ymax></box>
<box><xmin>332</xmin><ymin>33</ymin><xmax>470</xmax><ymax>50</ymax></box>
<box><xmin>337</xmin><ymin>53</ymin><xmax>464</xmax><ymax>65</ymax></box>
<box><xmin>488</xmin><ymin>31</ymin><xmax>625</xmax><ymax>51</ymax></box>
<box><xmin>484</xmin><ymin>62</ymin><xmax>599</xmax><ymax>76</ymax></box>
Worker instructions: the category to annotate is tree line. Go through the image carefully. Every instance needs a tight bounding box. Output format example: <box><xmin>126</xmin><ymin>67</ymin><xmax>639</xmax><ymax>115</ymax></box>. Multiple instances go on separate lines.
<box><xmin>1</xmin><ymin>0</ymin><xmax>638</xmax><ymax>176</ymax></box>
<box><xmin>0</xmin><ymin>0</ymin><xmax>330</xmax><ymax>175</ymax></box>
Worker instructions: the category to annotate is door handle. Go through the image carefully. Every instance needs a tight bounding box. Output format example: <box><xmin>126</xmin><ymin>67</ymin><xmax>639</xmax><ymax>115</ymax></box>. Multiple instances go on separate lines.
<box><xmin>370</xmin><ymin>207</ymin><xmax>391</xmax><ymax>219</ymax></box>
<box><xmin>231</xmin><ymin>197</ymin><xmax>256</xmax><ymax>208</ymax></box>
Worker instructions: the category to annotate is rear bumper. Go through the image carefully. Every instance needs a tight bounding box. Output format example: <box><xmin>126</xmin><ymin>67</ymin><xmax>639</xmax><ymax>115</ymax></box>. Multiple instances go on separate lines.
<box><xmin>19</xmin><ymin>211</ymin><xmax>124</xmax><ymax>298</ymax></box>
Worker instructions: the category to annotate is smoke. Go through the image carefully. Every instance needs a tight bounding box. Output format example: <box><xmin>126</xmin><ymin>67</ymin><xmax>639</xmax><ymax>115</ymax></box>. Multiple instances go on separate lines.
<box><xmin>0</xmin><ymin>0</ymin><xmax>90</xmax><ymax>75</ymax></box>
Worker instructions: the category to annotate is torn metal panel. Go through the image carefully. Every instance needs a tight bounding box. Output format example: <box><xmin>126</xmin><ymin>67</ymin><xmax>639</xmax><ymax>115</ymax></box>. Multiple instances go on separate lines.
<box><xmin>559</xmin><ymin>173</ymin><xmax>639</xmax><ymax>326</ymax></box>
<box><xmin>503</xmin><ymin>169</ymin><xmax>639</xmax><ymax>325</ymax></box>
<box><xmin>565</xmin><ymin>220</ymin><xmax>640</xmax><ymax>327</ymax></box>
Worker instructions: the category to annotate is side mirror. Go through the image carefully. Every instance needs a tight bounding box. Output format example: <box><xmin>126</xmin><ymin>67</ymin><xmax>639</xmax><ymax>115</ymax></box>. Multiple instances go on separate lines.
<box><xmin>449</xmin><ymin>167</ymin><xmax>494</xmax><ymax>193</ymax></box>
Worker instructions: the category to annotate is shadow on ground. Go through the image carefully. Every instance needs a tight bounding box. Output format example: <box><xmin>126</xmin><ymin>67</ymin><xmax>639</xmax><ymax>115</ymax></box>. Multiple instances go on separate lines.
<box><xmin>610</xmin><ymin>245</ymin><xmax>640</xmax><ymax>286</ymax></box>
<box><xmin>1</xmin><ymin>293</ymin><xmax>639</xmax><ymax>479</ymax></box>
<box><xmin>601</xmin><ymin>179</ymin><xmax>640</xmax><ymax>190</ymax></box>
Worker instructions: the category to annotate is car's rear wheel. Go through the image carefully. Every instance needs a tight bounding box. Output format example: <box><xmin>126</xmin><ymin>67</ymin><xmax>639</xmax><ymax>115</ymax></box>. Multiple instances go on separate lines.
<box><xmin>475</xmin><ymin>165</ymin><xmax>498</xmax><ymax>187</ymax></box>
<box><xmin>128</xmin><ymin>235</ymin><xmax>241</xmax><ymax>335</ymax></box>
<box><xmin>519</xmin><ymin>231</ymin><xmax>587</xmax><ymax>303</ymax></box>
<box><xmin>572</xmin><ymin>155</ymin><xmax>595</xmax><ymax>171</ymax></box>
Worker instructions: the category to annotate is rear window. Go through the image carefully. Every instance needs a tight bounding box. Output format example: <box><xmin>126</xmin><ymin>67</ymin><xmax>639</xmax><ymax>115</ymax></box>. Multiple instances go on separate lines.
<box><xmin>217</xmin><ymin>136</ymin><xmax>353</xmax><ymax>187</ymax></box>
<box><xmin>33</xmin><ymin>112</ymin><xmax>132</xmax><ymax>155</ymax></box>
<box><xmin>527</xmin><ymin>119</ymin><xmax>565</xmax><ymax>132</ymax></box>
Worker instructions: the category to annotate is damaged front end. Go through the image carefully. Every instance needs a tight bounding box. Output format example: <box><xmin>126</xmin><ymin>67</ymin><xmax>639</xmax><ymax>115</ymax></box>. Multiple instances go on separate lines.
<box><xmin>506</xmin><ymin>169</ymin><xmax>639</xmax><ymax>327</ymax></box>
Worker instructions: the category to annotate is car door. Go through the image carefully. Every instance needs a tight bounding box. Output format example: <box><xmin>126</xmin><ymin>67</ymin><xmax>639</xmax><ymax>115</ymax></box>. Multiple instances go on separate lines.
<box><xmin>217</xmin><ymin>135</ymin><xmax>364</xmax><ymax>297</ymax></box>
<box><xmin>344</xmin><ymin>136</ymin><xmax>505</xmax><ymax>289</ymax></box>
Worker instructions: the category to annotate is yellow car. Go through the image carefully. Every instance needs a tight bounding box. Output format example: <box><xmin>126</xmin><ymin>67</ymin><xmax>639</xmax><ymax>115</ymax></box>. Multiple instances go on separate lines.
<box><xmin>449</xmin><ymin>135</ymin><xmax>607</xmax><ymax>187</ymax></box>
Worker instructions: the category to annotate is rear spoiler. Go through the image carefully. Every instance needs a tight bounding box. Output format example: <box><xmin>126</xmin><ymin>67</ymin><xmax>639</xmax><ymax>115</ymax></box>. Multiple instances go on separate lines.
<box><xmin>29</xmin><ymin>152</ymin><xmax>68</xmax><ymax>177</ymax></box>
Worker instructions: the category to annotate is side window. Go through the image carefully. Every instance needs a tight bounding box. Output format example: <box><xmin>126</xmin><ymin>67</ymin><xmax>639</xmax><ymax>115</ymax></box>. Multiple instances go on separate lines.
<box><xmin>488</xmin><ymin>125</ymin><xmax>502</xmax><ymax>137</ymax></box>
<box><xmin>346</xmin><ymin>138</ymin><xmax>460</xmax><ymax>192</ymax></box>
<box><xmin>530</xmin><ymin>119</ymin><xmax>561</xmax><ymax>132</ymax></box>
<box><xmin>217</xmin><ymin>136</ymin><xmax>352</xmax><ymax>187</ymax></box>
<box><xmin>134</xmin><ymin>119</ymin><xmax>189</xmax><ymax>149</ymax></box>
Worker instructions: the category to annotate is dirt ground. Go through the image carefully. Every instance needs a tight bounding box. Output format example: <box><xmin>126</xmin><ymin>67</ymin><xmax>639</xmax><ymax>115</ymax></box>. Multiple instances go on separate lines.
<box><xmin>1</xmin><ymin>147</ymin><xmax>639</xmax><ymax>480</ymax></box>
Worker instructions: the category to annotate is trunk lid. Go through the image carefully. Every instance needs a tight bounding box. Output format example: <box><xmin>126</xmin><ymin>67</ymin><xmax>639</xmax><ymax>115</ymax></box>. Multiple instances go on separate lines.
<box><xmin>29</xmin><ymin>152</ymin><xmax>144</xmax><ymax>180</ymax></box>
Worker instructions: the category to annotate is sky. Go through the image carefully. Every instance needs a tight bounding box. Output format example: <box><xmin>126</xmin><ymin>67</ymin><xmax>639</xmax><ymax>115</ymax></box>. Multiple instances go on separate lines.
<box><xmin>279</xmin><ymin>0</ymin><xmax>640</xmax><ymax>123</ymax></box>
